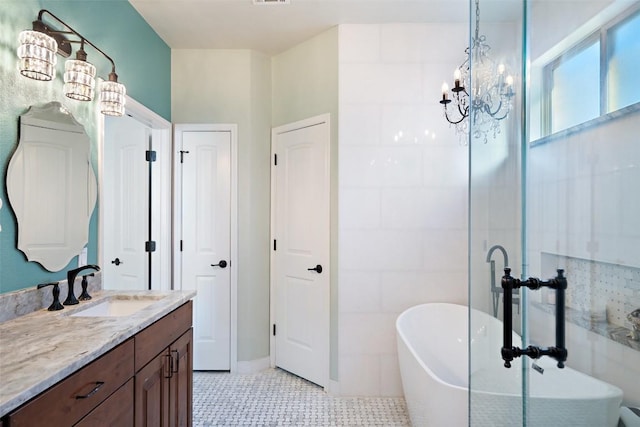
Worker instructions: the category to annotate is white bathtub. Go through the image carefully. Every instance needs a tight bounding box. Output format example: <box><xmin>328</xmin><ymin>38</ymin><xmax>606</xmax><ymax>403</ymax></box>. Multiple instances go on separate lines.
<box><xmin>396</xmin><ymin>303</ymin><xmax>623</xmax><ymax>427</ymax></box>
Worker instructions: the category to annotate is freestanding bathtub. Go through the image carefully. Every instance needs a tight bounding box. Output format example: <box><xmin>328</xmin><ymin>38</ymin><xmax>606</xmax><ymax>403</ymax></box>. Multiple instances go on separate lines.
<box><xmin>396</xmin><ymin>303</ymin><xmax>623</xmax><ymax>427</ymax></box>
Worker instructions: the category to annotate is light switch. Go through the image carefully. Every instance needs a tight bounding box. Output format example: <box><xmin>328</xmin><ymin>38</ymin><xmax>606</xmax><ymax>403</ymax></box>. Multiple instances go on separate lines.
<box><xmin>78</xmin><ymin>246</ymin><xmax>88</xmax><ymax>267</ymax></box>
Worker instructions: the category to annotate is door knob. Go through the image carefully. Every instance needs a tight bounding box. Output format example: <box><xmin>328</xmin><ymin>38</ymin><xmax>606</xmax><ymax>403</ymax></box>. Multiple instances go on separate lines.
<box><xmin>307</xmin><ymin>264</ymin><xmax>323</xmax><ymax>274</ymax></box>
<box><xmin>111</xmin><ymin>257</ymin><xmax>122</xmax><ymax>266</ymax></box>
<box><xmin>211</xmin><ymin>260</ymin><xmax>228</xmax><ymax>268</ymax></box>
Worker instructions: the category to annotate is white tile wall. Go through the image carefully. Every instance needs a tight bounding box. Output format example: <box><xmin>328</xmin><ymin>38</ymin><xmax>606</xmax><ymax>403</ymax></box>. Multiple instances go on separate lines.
<box><xmin>527</xmin><ymin>95</ymin><xmax>640</xmax><ymax>406</ymax></box>
<box><xmin>528</xmin><ymin>111</ymin><xmax>640</xmax><ymax>267</ymax></box>
<box><xmin>338</xmin><ymin>23</ymin><xmax>469</xmax><ymax>396</ymax></box>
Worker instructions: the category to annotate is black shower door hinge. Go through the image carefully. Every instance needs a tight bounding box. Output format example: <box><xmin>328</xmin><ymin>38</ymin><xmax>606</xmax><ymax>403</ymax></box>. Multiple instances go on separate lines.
<box><xmin>146</xmin><ymin>150</ymin><xmax>157</xmax><ymax>162</ymax></box>
<box><xmin>273</xmin><ymin>239</ymin><xmax>277</xmax><ymax>251</ymax></box>
<box><xmin>145</xmin><ymin>241</ymin><xmax>156</xmax><ymax>252</ymax></box>
<box><xmin>274</xmin><ymin>153</ymin><xmax>278</xmax><ymax>165</ymax></box>
<box><xmin>273</xmin><ymin>324</ymin><xmax>276</xmax><ymax>336</ymax></box>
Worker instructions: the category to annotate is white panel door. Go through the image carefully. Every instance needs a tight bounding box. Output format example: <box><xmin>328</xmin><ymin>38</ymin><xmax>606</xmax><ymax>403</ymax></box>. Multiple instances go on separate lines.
<box><xmin>180</xmin><ymin>130</ymin><xmax>231</xmax><ymax>370</ymax></box>
<box><xmin>273</xmin><ymin>116</ymin><xmax>330</xmax><ymax>387</ymax></box>
<box><xmin>103</xmin><ymin>115</ymin><xmax>149</xmax><ymax>290</ymax></box>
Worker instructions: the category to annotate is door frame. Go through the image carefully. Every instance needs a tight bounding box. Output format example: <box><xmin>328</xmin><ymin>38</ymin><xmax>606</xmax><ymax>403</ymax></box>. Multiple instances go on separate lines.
<box><xmin>98</xmin><ymin>96</ymin><xmax>172</xmax><ymax>291</ymax></box>
<box><xmin>173</xmin><ymin>123</ymin><xmax>238</xmax><ymax>373</ymax></box>
<box><xmin>269</xmin><ymin>113</ymin><xmax>331</xmax><ymax>387</ymax></box>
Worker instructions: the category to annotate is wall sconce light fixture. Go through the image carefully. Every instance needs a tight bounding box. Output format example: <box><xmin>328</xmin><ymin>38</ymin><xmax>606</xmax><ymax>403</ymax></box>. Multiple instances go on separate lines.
<box><xmin>17</xmin><ymin>10</ymin><xmax>126</xmax><ymax>116</ymax></box>
<box><xmin>438</xmin><ymin>0</ymin><xmax>514</xmax><ymax>143</ymax></box>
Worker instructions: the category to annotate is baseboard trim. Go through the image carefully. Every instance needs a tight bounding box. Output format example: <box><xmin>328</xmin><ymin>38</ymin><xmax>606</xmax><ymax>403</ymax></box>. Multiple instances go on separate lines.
<box><xmin>327</xmin><ymin>379</ymin><xmax>340</xmax><ymax>395</ymax></box>
<box><xmin>236</xmin><ymin>356</ymin><xmax>271</xmax><ymax>374</ymax></box>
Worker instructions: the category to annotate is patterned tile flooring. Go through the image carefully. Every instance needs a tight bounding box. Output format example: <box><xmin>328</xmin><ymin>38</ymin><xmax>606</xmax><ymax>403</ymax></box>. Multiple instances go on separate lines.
<box><xmin>193</xmin><ymin>368</ymin><xmax>411</xmax><ymax>426</ymax></box>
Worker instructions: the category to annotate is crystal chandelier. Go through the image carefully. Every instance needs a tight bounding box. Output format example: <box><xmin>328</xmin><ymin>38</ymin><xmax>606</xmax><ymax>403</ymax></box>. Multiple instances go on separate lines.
<box><xmin>439</xmin><ymin>0</ymin><xmax>515</xmax><ymax>143</ymax></box>
<box><xmin>17</xmin><ymin>10</ymin><xmax>126</xmax><ymax>116</ymax></box>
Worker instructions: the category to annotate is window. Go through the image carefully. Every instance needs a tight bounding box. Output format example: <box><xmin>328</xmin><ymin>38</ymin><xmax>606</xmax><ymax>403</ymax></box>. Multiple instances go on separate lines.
<box><xmin>543</xmin><ymin>6</ymin><xmax>640</xmax><ymax>136</ymax></box>
<box><xmin>607</xmin><ymin>10</ymin><xmax>640</xmax><ymax>112</ymax></box>
<box><xmin>549</xmin><ymin>39</ymin><xmax>600</xmax><ymax>133</ymax></box>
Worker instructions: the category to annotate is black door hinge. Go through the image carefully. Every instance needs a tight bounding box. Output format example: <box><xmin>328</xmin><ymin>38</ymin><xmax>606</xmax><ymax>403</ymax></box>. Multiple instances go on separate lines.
<box><xmin>145</xmin><ymin>241</ymin><xmax>156</xmax><ymax>252</ymax></box>
<box><xmin>273</xmin><ymin>324</ymin><xmax>276</xmax><ymax>336</ymax></box>
<box><xmin>274</xmin><ymin>153</ymin><xmax>277</xmax><ymax>165</ymax></box>
<box><xmin>180</xmin><ymin>240</ymin><xmax>183</xmax><ymax>252</ymax></box>
<box><xmin>146</xmin><ymin>150</ymin><xmax>157</xmax><ymax>162</ymax></box>
<box><xmin>273</xmin><ymin>239</ymin><xmax>277</xmax><ymax>251</ymax></box>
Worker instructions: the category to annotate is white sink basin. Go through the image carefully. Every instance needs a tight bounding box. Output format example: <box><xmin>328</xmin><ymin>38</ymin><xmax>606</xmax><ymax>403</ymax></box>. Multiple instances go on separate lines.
<box><xmin>70</xmin><ymin>297</ymin><xmax>160</xmax><ymax>317</ymax></box>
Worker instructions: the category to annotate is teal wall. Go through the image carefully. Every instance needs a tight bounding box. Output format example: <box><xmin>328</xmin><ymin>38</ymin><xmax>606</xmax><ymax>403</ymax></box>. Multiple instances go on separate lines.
<box><xmin>0</xmin><ymin>0</ymin><xmax>171</xmax><ymax>293</ymax></box>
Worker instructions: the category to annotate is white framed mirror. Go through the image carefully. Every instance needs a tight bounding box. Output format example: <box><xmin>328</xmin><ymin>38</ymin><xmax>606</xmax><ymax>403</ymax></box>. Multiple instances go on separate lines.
<box><xmin>7</xmin><ymin>102</ymin><xmax>97</xmax><ymax>272</ymax></box>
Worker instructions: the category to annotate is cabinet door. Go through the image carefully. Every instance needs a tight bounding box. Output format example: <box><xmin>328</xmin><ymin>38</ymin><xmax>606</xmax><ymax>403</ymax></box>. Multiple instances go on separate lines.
<box><xmin>169</xmin><ymin>329</ymin><xmax>193</xmax><ymax>427</ymax></box>
<box><xmin>75</xmin><ymin>379</ymin><xmax>134</xmax><ymax>427</ymax></box>
<box><xmin>135</xmin><ymin>351</ymin><xmax>170</xmax><ymax>427</ymax></box>
<box><xmin>135</xmin><ymin>301</ymin><xmax>192</xmax><ymax>372</ymax></box>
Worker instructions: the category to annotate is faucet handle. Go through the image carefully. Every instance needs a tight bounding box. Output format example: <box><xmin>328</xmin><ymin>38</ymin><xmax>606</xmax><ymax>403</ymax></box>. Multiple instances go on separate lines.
<box><xmin>79</xmin><ymin>273</ymin><xmax>95</xmax><ymax>301</ymax></box>
<box><xmin>37</xmin><ymin>282</ymin><xmax>64</xmax><ymax>311</ymax></box>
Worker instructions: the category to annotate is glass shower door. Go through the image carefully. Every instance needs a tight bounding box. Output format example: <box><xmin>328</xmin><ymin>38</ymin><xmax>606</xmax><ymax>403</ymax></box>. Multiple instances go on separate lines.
<box><xmin>469</xmin><ymin>0</ymin><xmax>639</xmax><ymax>426</ymax></box>
<box><xmin>467</xmin><ymin>0</ymin><xmax>525</xmax><ymax>424</ymax></box>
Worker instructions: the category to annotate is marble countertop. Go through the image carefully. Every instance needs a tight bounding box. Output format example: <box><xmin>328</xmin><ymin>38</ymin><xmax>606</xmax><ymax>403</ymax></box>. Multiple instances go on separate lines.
<box><xmin>0</xmin><ymin>289</ymin><xmax>196</xmax><ymax>416</ymax></box>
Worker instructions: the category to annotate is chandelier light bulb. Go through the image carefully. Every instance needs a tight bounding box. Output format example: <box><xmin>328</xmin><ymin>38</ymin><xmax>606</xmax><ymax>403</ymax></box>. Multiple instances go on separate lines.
<box><xmin>454</xmin><ymin>68</ymin><xmax>462</xmax><ymax>89</ymax></box>
<box><xmin>441</xmin><ymin>82</ymin><xmax>449</xmax><ymax>101</ymax></box>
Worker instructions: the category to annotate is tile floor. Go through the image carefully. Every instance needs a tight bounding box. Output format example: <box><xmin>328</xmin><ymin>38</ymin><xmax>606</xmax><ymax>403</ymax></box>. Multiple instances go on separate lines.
<box><xmin>193</xmin><ymin>368</ymin><xmax>411</xmax><ymax>426</ymax></box>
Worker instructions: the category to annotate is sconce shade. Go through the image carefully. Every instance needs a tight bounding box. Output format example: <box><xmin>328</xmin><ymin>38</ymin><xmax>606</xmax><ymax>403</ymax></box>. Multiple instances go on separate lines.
<box><xmin>64</xmin><ymin>59</ymin><xmax>96</xmax><ymax>101</ymax></box>
<box><xmin>100</xmin><ymin>79</ymin><xmax>126</xmax><ymax>116</ymax></box>
<box><xmin>17</xmin><ymin>30</ymin><xmax>58</xmax><ymax>81</ymax></box>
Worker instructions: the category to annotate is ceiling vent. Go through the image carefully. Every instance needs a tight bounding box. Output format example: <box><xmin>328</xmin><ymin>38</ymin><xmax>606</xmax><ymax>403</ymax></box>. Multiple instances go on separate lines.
<box><xmin>253</xmin><ymin>0</ymin><xmax>290</xmax><ymax>4</ymax></box>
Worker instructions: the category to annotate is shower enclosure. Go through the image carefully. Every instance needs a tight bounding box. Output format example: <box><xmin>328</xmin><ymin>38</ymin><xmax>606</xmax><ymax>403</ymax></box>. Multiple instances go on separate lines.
<box><xmin>468</xmin><ymin>0</ymin><xmax>640</xmax><ymax>425</ymax></box>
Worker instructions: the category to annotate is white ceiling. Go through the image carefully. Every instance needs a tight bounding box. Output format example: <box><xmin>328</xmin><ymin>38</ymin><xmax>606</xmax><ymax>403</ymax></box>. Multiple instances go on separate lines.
<box><xmin>128</xmin><ymin>0</ymin><xmax>521</xmax><ymax>55</ymax></box>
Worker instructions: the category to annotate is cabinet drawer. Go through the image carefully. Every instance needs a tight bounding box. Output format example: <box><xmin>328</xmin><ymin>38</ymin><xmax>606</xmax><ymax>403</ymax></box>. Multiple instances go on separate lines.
<box><xmin>8</xmin><ymin>339</ymin><xmax>134</xmax><ymax>427</ymax></box>
<box><xmin>75</xmin><ymin>378</ymin><xmax>134</xmax><ymax>427</ymax></box>
<box><xmin>135</xmin><ymin>301</ymin><xmax>192</xmax><ymax>371</ymax></box>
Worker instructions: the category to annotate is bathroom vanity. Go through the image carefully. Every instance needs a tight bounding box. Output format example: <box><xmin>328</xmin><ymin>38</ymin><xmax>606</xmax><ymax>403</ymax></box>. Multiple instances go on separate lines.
<box><xmin>0</xmin><ymin>290</ymin><xmax>195</xmax><ymax>426</ymax></box>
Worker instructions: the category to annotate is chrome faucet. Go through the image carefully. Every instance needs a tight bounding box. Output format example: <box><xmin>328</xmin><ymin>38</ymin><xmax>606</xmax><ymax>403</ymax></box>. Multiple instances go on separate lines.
<box><xmin>486</xmin><ymin>245</ymin><xmax>517</xmax><ymax>317</ymax></box>
<box><xmin>64</xmin><ymin>264</ymin><xmax>101</xmax><ymax>305</ymax></box>
<box><xmin>486</xmin><ymin>244</ymin><xmax>509</xmax><ymax>266</ymax></box>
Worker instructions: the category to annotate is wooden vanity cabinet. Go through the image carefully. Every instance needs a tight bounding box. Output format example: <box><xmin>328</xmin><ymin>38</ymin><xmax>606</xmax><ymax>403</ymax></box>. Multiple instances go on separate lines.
<box><xmin>4</xmin><ymin>301</ymin><xmax>193</xmax><ymax>427</ymax></box>
<box><xmin>6</xmin><ymin>339</ymin><xmax>135</xmax><ymax>427</ymax></box>
<box><xmin>76</xmin><ymin>379</ymin><xmax>135</xmax><ymax>426</ymax></box>
<box><xmin>135</xmin><ymin>302</ymin><xmax>193</xmax><ymax>427</ymax></box>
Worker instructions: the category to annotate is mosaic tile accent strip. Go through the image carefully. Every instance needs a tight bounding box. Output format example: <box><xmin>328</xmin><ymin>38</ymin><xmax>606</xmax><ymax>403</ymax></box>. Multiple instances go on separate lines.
<box><xmin>193</xmin><ymin>369</ymin><xmax>410</xmax><ymax>426</ymax></box>
<box><xmin>541</xmin><ymin>253</ymin><xmax>640</xmax><ymax>351</ymax></box>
